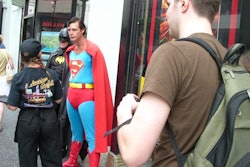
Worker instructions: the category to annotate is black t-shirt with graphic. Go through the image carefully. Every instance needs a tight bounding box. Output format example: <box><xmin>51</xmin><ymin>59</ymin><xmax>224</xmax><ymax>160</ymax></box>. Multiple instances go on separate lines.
<box><xmin>7</xmin><ymin>67</ymin><xmax>63</xmax><ymax>109</ymax></box>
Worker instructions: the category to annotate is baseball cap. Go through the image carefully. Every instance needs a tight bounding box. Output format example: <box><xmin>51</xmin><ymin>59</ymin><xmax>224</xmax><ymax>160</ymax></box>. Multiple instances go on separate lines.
<box><xmin>20</xmin><ymin>38</ymin><xmax>44</xmax><ymax>58</ymax></box>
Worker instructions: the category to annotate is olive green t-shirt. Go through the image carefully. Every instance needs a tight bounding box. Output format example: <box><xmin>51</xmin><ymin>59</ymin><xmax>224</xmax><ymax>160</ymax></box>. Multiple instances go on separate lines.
<box><xmin>142</xmin><ymin>33</ymin><xmax>227</xmax><ymax>167</ymax></box>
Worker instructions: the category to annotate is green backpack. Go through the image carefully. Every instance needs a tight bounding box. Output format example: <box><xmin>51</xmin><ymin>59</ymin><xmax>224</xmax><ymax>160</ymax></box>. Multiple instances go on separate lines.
<box><xmin>166</xmin><ymin>38</ymin><xmax>250</xmax><ymax>167</ymax></box>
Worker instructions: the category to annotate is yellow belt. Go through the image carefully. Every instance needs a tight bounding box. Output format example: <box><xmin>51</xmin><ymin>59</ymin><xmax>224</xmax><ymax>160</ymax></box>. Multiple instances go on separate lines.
<box><xmin>69</xmin><ymin>83</ymin><xmax>94</xmax><ymax>89</ymax></box>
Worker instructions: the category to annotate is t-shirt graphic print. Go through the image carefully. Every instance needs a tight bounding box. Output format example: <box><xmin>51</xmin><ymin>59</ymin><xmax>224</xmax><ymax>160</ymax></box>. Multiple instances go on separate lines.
<box><xmin>22</xmin><ymin>76</ymin><xmax>54</xmax><ymax>108</ymax></box>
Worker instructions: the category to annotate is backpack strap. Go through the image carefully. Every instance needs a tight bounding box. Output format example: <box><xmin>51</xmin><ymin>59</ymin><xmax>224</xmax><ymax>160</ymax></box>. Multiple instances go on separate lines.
<box><xmin>179</xmin><ymin>38</ymin><xmax>246</xmax><ymax>65</ymax></box>
<box><xmin>223</xmin><ymin>43</ymin><xmax>246</xmax><ymax>65</ymax></box>
<box><xmin>166</xmin><ymin>37</ymin><xmax>247</xmax><ymax>167</ymax></box>
<box><xmin>178</xmin><ymin>37</ymin><xmax>223</xmax><ymax>69</ymax></box>
<box><xmin>166</xmin><ymin>123</ymin><xmax>186</xmax><ymax>167</ymax></box>
<box><xmin>165</xmin><ymin>37</ymin><xmax>224</xmax><ymax>167</ymax></box>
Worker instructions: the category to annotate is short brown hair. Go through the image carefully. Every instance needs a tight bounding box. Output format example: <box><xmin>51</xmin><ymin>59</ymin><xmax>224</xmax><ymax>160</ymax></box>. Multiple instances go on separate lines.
<box><xmin>192</xmin><ymin>0</ymin><xmax>221</xmax><ymax>23</ymax></box>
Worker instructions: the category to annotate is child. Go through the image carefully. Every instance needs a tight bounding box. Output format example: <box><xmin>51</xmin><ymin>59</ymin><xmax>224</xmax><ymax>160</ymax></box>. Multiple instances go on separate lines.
<box><xmin>7</xmin><ymin>38</ymin><xmax>63</xmax><ymax>167</ymax></box>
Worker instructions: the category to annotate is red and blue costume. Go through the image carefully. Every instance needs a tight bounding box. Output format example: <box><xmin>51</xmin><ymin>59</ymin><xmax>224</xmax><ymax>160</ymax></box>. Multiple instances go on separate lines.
<box><xmin>63</xmin><ymin>40</ymin><xmax>114</xmax><ymax>167</ymax></box>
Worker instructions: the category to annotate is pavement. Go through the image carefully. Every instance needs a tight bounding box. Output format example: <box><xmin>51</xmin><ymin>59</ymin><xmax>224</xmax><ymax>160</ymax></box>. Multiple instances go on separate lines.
<box><xmin>0</xmin><ymin>105</ymin><xmax>108</xmax><ymax>167</ymax></box>
<box><xmin>0</xmin><ymin>105</ymin><xmax>152</xmax><ymax>167</ymax></box>
<box><xmin>0</xmin><ymin>105</ymin><xmax>19</xmax><ymax>167</ymax></box>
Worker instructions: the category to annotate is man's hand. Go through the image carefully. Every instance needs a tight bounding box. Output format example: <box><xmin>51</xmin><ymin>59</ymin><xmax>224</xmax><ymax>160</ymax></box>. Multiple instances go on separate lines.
<box><xmin>117</xmin><ymin>93</ymin><xmax>140</xmax><ymax>126</ymax></box>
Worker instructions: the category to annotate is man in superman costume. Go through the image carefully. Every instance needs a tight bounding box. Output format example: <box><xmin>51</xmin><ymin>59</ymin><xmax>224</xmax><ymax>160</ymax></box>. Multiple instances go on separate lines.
<box><xmin>62</xmin><ymin>17</ymin><xmax>114</xmax><ymax>167</ymax></box>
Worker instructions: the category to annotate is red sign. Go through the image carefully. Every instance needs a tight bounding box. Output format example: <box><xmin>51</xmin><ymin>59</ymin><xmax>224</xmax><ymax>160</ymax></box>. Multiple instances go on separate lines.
<box><xmin>42</xmin><ymin>21</ymin><xmax>64</xmax><ymax>28</ymax></box>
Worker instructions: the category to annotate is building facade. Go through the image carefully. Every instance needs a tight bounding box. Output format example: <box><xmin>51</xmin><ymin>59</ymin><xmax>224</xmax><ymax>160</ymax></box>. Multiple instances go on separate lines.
<box><xmin>0</xmin><ymin>0</ymin><xmax>23</xmax><ymax>73</ymax></box>
<box><xmin>0</xmin><ymin>0</ymin><xmax>249</xmax><ymax>166</ymax></box>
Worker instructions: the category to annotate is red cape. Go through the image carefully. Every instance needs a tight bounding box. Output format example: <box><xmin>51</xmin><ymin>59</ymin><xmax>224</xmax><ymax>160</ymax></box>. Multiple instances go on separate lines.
<box><xmin>65</xmin><ymin>40</ymin><xmax>114</xmax><ymax>153</ymax></box>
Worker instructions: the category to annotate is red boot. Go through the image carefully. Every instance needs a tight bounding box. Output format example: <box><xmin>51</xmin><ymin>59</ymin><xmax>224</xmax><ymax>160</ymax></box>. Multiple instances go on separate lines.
<box><xmin>63</xmin><ymin>141</ymin><xmax>83</xmax><ymax>167</ymax></box>
<box><xmin>88</xmin><ymin>151</ymin><xmax>100</xmax><ymax>167</ymax></box>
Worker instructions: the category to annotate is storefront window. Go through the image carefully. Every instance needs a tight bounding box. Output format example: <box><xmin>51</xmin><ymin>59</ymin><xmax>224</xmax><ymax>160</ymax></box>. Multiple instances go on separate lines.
<box><xmin>37</xmin><ymin>0</ymin><xmax>72</xmax><ymax>33</ymax></box>
<box><xmin>35</xmin><ymin>0</ymin><xmax>73</xmax><ymax>64</ymax></box>
<box><xmin>130</xmin><ymin>0</ymin><xmax>250</xmax><ymax>96</ymax></box>
<box><xmin>34</xmin><ymin>0</ymin><xmax>88</xmax><ymax>41</ymax></box>
<box><xmin>132</xmin><ymin>0</ymin><xmax>168</xmax><ymax>95</ymax></box>
<box><xmin>218</xmin><ymin>0</ymin><xmax>250</xmax><ymax>49</ymax></box>
<box><xmin>113</xmin><ymin>0</ymin><xmax>250</xmax><ymax>156</ymax></box>
<box><xmin>22</xmin><ymin>0</ymin><xmax>36</xmax><ymax>40</ymax></box>
<box><xmin>23</xmin><ymin>17</ymin><xmax>34</xmax><ymax>40</ymax></box>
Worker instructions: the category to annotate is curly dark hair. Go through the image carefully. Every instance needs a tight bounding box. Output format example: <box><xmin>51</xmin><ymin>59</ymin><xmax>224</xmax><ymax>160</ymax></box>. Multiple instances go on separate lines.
<box><xmin>21</xmin><ymin>53</ymin><xmax>44</xmax><ymax>69</ymax></box>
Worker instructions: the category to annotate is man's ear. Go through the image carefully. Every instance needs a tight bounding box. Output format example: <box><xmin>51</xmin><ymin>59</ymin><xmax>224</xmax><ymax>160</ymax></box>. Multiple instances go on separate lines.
<box><xmin>81</xmin><ymin>29</ymin><xmax>85</xmax><ymax>35</ymax></box>
<box><xmin>180</xmin><ymin>0</ymin><xmax>189</xmax><ymax>12</ymax></box>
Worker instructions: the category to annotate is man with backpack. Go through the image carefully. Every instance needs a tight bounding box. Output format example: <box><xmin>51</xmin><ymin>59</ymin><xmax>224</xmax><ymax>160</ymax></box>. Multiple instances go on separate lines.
<box><xmin>116</xmin><ymin>0</ymin><xmax>227</xmax><ymax>166</ymax></box>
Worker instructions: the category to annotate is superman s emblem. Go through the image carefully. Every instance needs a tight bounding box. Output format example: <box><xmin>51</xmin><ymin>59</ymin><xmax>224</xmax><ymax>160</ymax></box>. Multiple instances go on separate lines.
<box><xmin>69</xmin><ymin>60</ymin><xmax>84</xmax><ymax>78</ymax></box>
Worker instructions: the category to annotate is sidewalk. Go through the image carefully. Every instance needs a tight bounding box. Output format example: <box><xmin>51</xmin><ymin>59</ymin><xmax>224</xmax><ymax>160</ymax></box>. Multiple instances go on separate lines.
<box><xmin>1</xmin><ymin>105</ymin><xmax>152</xmax><ymax>167</ymax></box>
<box><xmin>0</xmin><ymin>105</ymin><xmax>109</xmax><ymax>167</ymax></box>
<box><xmin>0</xmin><ymin>105</ymin><xmax>19</xmax><ymax>167</ymax></box>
